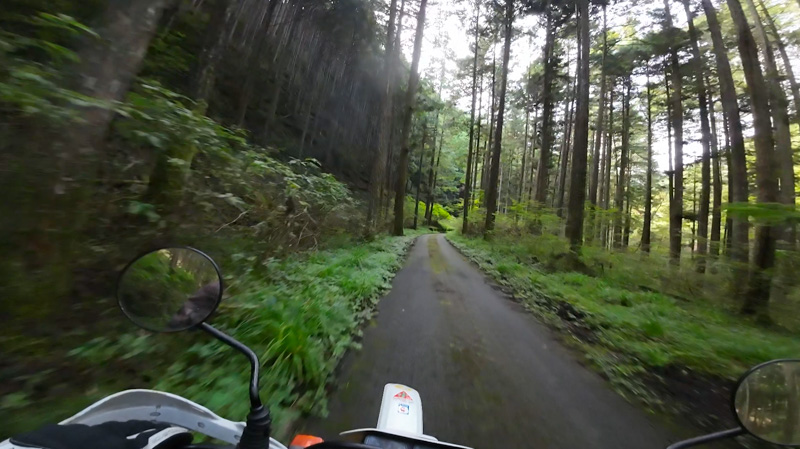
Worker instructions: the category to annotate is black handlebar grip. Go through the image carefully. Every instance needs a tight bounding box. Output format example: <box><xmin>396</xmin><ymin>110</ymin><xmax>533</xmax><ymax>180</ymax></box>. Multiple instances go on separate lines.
<box><xmin>237</xmin><ymin>406</ymin><xmax>272</xmax><ymax>449</ymax></box>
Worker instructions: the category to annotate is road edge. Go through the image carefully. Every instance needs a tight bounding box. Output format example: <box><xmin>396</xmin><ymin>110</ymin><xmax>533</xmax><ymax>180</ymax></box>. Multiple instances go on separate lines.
<box><xmin>442</xmin><ymin>233</ymin><xmax>731</xmax><ymax>443</ymax></box>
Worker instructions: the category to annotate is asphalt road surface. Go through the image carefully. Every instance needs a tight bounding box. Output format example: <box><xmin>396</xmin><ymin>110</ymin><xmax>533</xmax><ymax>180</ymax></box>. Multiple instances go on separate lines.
<box><xmin>302</xmin><ymin>234</ymin><xmax>676</xmax><ymax>449</ymax></box>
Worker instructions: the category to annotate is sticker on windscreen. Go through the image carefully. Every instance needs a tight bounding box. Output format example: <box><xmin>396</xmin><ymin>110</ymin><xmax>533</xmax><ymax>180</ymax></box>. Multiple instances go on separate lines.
<box><xmin>393</xmin><ymin>391</ymin><xmax>413</xmax><ymax>402</ymax></box>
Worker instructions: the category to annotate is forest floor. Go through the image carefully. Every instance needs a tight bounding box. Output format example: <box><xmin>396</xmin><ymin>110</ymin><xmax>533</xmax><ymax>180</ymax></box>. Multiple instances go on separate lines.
<box><xmin>0</xmin><ymin>229</ymin><xmax>433</xmax><ymax>440</ymax></box>
<box><xmin>445</xmin><ymin>230</ymin><xmax>800</xmax><ymax>435</ymax></box>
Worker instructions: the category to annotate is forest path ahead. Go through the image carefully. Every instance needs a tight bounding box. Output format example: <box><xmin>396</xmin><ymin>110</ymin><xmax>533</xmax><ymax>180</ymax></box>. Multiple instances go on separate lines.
<box><xmin>302</xmin><ymin>234</ymin><xmax>675</xmax><ymax>449</ymax></box>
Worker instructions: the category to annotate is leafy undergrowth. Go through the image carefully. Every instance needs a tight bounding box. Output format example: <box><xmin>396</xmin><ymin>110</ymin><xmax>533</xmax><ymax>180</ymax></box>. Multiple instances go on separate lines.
<box><xmin>446</xmin><ymin>231</ymin><xmax>800</xmax><ymax>426</ymax></box>
<box><xmin>0</xmin><ymin>231</ymin><xmax>425</xmax><ymax>440</ymax></box>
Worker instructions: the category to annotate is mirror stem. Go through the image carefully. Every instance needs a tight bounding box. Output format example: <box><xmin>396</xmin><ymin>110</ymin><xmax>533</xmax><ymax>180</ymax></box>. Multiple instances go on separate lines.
<box><xmin>666</xmin><ymin>428</ymin><xmax>745</xmax><ymax>449</ymax></box>
<box><xmin>199</xmin><ymin>323</ymin><xmax>262</xmax><ymax>409</ymax></box>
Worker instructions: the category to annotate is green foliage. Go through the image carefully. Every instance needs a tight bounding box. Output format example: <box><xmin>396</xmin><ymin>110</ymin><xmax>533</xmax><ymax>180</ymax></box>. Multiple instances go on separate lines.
<box><xmin>106</xmin><ymin>79</ymin><xmax>360</xmax><ymax>250</ymax></box>
<box><xmin>117</xmin><ymin>81</ymin><xmax>242</xmax><ymax>152</ymax></box>
<box><xmin>430</xmin><ymin>203</ymin><xmax>452</xmax><ymax>221</ymax></box>
<box><xmin>30</xmin><ymin>13</ymin><xmax>98</xmax><ymax>38</ymax></box>
<box><xmin>3</xmin><ymin>233</ymin><xmax>416</xmax><ymax>439</ymax></box>
<box><xmin>724</xmin><ymin>202</ymin><xmax>799</xmax><ymax>225</ymax></box>
<box><xmin>444</xmin><ymin>200</ymin><xmax>462</xmax><ymax>218</ymax></box>
<box><xmin>140</xmin><ymin>30</ymin><xmax>194</xmax><ymax>85</ymax></box>
<box><xmin>0</xmin><ymin>15</ymin><xmax>108</xmax><ymax>124</ymax></box>
<box><xmin>161</xmin><ymin>235</ymin><xmax>414</xmax><ymax>427</ymax></box>
<box><xmin>402</xmin><ymin>195</ymin><xmax>451</xmax><ymax>227</ymax></box>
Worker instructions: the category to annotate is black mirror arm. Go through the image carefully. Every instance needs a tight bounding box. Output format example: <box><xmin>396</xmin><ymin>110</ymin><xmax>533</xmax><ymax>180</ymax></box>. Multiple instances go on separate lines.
<box><xmin>198</xmin><ymin>323</ymin><xmax>271</xmax><ymax>449</ymax></box>
<box><xmin>666</xmin><ymin>428</ymin><xmax>746</xmax><ymax>449</ymax></box>
<box><xmin>199</xmin><ymin>323</ymin><xmax>262</xmax><ymax>409</ymax></box>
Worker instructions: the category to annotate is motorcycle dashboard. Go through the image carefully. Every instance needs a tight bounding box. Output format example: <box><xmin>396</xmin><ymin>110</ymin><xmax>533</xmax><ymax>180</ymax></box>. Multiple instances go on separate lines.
<box><xmin>364</xmin><ymin>435</ymin><xmax>452</xmax><ymax>449</ymax></box>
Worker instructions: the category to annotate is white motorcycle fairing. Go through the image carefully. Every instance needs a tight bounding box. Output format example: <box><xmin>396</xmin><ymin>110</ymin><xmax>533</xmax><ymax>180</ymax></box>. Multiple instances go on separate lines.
<box><xmin>0</xmin><ymin>385</ymin><xmax>472</xmax><ymax>449</ymax></box>
<box><xmin>339</xmin><ymin>384</ymin><xmax>472</xmax><ymax>449</ymax></box>
<box><xmin>0</xmin><ymin>390</ymin><xmax>287</xmax><ymax>449</ymax></box>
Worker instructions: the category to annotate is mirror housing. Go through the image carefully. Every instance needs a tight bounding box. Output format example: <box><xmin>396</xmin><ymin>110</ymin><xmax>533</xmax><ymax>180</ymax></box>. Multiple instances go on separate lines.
<box><xmin>117</xmin><ymin>247</ymin><xmax>223</xmax><ymax>332</ymax></box>
<box><xmin>667</xmin><ymin>359</ymin><xmax>800</xmax><ymax>449</ymax></box>
<box><xmin>733</xmin><ymin>359</ymin><xmax>800</xmax><ymax>446</ymax></box>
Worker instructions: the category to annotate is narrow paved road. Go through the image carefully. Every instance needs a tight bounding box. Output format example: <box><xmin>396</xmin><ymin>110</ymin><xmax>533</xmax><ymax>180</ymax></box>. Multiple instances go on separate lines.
<box><xmin>303</xmin><ymin>234</ymin><xmax>676</xmax><ymax>449</ymax></box>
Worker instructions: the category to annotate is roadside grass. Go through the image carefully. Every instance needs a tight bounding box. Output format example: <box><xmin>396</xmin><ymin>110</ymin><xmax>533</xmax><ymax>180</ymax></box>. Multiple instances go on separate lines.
<box><xmin>1</xmin><ymin>231</ymin><xmax>426</xmax><ymax>440</ymax></box>
<box><xmin>445</xmin><ymin>231</ymin><xmax>800</xmax><ymax>409</ymax></box>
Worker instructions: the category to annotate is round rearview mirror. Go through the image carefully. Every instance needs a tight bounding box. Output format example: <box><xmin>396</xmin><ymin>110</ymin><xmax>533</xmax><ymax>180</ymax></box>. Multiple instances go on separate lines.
<box><xmin>117</xmin><ymin>247</ymin><xmax>223</xmax><ymax>332</ymax></box>
<box><xmin>734</xmin><ymin>359</ymin><xmax>800</xmax><ymax>446</ymax></box>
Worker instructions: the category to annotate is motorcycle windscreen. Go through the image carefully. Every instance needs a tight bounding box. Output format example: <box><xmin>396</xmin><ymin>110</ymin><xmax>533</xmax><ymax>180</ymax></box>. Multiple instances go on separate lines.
<box><xmin>377</xmin><ymin>384</ymin><xmax>425</xmax><ymax>435</ymax></box>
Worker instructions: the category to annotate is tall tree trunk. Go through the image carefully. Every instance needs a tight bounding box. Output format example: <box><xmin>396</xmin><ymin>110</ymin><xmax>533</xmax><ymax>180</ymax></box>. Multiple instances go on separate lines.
<box><xmin>589</xmin><ymin>5</ymin><xmax>607</xmax><ymax>209</ymax></box>
<box><xmin>261</xmin><ymin>3</ymin><xmax>305</xmax><ymax>144</ymax></box>
<box><xmin>428</xmin><ymin>127</ymin><xmax>444</xmax><ymax>224</ymax></box>
<box><xmin>367</xmin><ymin>0</ymin><xmax>399</xmax><ymax>230</ymax></box>
<box><xmin>382</xmin><ymin>107</ymin><xmax>397</xmax><ymax>217</ymax></box>
<box><xmin>664</xmin><ymin>0</ymin><xmax>685</xmax><ymax>266</ymax></box>
<box><xmin>587</xmin><ymin>6</ymin><xmax>607</xmax><ymax>245</ymax></box>
<box><xmin>727</xmin><ymin>0</ymin><xmax>778</xmax><ymax>319</ymax></box>
<box><xmin>691</xmin><ymin>169</ymin><xmax>698</xmax><ymax>257</ymax></box>
<box><xmin>757</xmin><ymin>0</ymin><xmax>800</xmax><ymax>129</ymax></box>
<box><xmin>519</xmin><ymin>108</ymin><xmax>530</xmax><ymax>202</ymax></box>
<box><xmin>381</xmin><ymin>0</ymin><xmax>407</xmax><ymax>220</ymax></box>
<box><xmin>555</xmin><ymin>41</ymin><xmax>573</xmax><ymax>211</ymax></box>
<box><xmin>60</xmin><ymin>0</ymin><xmax>170</xmax><ymax>192</ymax></box>
<box><xmin>233</xmin><ymin>0</ymin><xmax>279</xmax><ymax>127</ymax></box>
<box><xmin>425</xmin><ymin>106</ymin><xmax>440</xmax><ymax>223</ymax></box>
<box><xmin>484</xmin><ymin>0</ymin><xmax>514</xmax><ymax>235</ymax></box>
<box><xmin>462</xmin><ymin>0</ymin><xmax>481</xmax><ymax>234</ymax></box>
<box><xmin>27</xmin><ymin>0</ymin><xmax>171</xmax><ymax>304</ymax></box>
<box><xmin>533</xmin><ymin>11</ymin><xmax>557</xmax><ymax>207</ymax></box>
<box><xmin>190</xmin><ymin>0</ymin><xmax>236</xmax><ymax>104</ymax></box>
<box><xmin>144</xmin><ymin>140</ymin><xmax>197</xmax><ymax>214</ymax></box>
<box><xmin>599</xmin><ymin>82</ymin><xmax>614</xmax><ymax>247</ymax></box>
<box><xmin>556</xmin><ymin>67</ymin><xmax>576</xmax><ymax>216</ymax></box>
<box><xmin>665</xmin><ymin>70</ymin><xmax>674</xmax><ymax>205</ymax></box>
<box><xmin>483</xmin><ymin>54</ymin><xmax>497</xmax><ymax>193</ymax></box>
<box><xmin>606</xmin><ymin>109</ymin><xmax>618</xmax><ymax>249</ymax></box>
<box><xmin>565</xmin><ymin>0</ymin><xmax>591</xmax><ymax>250</ymax></box>
<box><xmin>747</xmin><ymin>0</ymin><xmax>797</xmax><ymax>304</ymax></box>
<box><xmin>682</xmin><ymin>0</ymin><xmax>712</xmax><ymax>272</ymax></box>
<box><xmin>624</xmin><ymin>161</ymin><xmax>632</xmax><ymax>248</ymax></box>
<box><xmin>298</xmin><ymin>89</ymin><xmax>318</xmax><ymax>158</ymax></box>
<box><xmin>758</xmin><ymin>0</ymin><xmax>800</xmax><ymax>305</ymax></box>
<box><xmin>527</xmin><ymin>107</ymin><xmax>539</xmax><ymax>203</ymax></box>
<box><xmin>723</xmin><ymin>112</ymin><xmax>735</xmax><ymax>258</ymax></box>
<box><xmin>262</xmin><ymin>70</ymin><xmax>285</xmax><ymax>139</ymax></box>
<box><xmin>413</xmin><ymin>124</ymin><xmax>428</xmax><ymax>230</ymax></box>
<box><xmin>473</xmin><ymin>71</ymin><xmax>484</xmax><ymax>201</ymax></box>
<box><xmin>642</xmin><ymin>75</ymin><xmax>654</xmax><ymax>253</ymax></box>
<box><xmin>701</xmin><ymin>0</ymin><xmax>749</xmax><ymax>269</ymax></box>
<box><xmin>392</xmin><ymin>0</ymin><xmax>429</xmax><ymax>236</ymax></box>
<box><xmin>60</xmin><ymin>0</ymin><xmax>170</xmax><ymax>217</ymax></box>
<box><xmin>613</xmin><ymin>77</ymin><xmax>631</xmax><ymax>249</ymax></box>
<box><xmin>709</xmin><ymin>93</ymin><xmax>723</xmax><ymax>259</ymax></box>
<box><xmin>744</xmin><ymin>0</ymin><xmax>795</xmax><ymax>245</ymax></box>
<box><xmin>501</xmin><ymin>150</ymin><xmax>511</xmax><ymax>212</ymax></box>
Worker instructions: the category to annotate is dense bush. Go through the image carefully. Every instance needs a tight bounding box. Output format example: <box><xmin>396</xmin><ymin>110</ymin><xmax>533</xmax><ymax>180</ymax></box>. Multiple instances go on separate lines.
<box><xmin>480</xmin><ymin>204</ymin><xmax>800</xmax><ymax>331</ymax></box>
<box><xmin>66</xmin><ymin>235</ymin><xmax>415</xmax><ymax>437</ymax></box>
<box><xmin>402</xmin><ymin>195</ymin><xmax>451</xmax><ymax>228</ymax></box>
